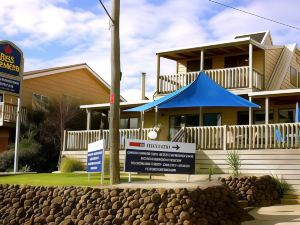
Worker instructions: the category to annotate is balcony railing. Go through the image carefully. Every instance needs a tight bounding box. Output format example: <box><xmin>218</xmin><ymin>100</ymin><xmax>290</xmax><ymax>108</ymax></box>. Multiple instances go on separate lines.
<box><xmin>184</xmin><ymin>123</ymin><xmax>300</xmax><ymax>150</ymax></box>
<box><xmin>157</xmin><ymin>66</ymin><xmax>264</xmax><ymax>94</ymax></box>
<box><xmin>0</xmin><ymin>103</ymin><xmax>27</xmax><ymax>125</ymax></box>
<box><xmin>63</xmin><ymin>128</ymin><xmax>156</xmax><ymax>151</ymax></box>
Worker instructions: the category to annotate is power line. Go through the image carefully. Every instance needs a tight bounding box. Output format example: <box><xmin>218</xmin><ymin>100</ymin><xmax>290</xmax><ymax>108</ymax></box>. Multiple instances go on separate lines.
<box><xmin>209</xmin><ymin>0</ymin><xmax>300</xmax><ymax>31</ymax></box>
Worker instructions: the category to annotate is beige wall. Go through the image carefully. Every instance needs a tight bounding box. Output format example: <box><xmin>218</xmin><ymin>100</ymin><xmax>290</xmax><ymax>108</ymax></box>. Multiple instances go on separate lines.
<box><xmin>12</xmin><ymin>68</ymin><xmax>111</xmax><ymax>108</ymax></box>
<box><xmin>280</xmin><ymin>50</ymin><xmax>300</xmax><ymax>89</ymax></box>
<box><xmin>264</xmin><ymin>48</ymin><xmax>283</xmax><ymax>86</ymax></box>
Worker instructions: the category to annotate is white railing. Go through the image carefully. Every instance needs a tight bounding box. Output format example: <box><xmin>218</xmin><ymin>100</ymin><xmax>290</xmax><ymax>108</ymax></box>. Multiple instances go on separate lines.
<box><xmin>0</xmin><ymin>103</ymin><xmax>27</xmax><ymax>125</ymax></box>
<box><xmin>158</xmin><ymin>66</ymin><xmax>264</xmax><ymax>94</ymax></box>
<box><xmin>64</xmin><ymin>128</ymin><xmax>156</xmax><ymax>151</ymax></box>
<box><xmin>184</xmin><ymin>123</ymin><xmax>300</xmax><ymax>150</ymax></box>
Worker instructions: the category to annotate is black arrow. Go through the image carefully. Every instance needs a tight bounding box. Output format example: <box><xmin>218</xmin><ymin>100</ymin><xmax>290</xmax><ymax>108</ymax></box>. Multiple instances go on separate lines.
<box><xmin>172</xmin><ymin>145</ymin><xmax>180</xmax><ymax>150</ymax></box>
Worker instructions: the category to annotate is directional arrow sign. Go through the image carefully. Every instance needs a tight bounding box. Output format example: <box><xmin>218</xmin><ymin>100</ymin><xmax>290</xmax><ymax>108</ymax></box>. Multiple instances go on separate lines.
<box><xmin>125</xmin><ymin>139</ymin><xmax>196</xmax><ymax>174</ymax></box>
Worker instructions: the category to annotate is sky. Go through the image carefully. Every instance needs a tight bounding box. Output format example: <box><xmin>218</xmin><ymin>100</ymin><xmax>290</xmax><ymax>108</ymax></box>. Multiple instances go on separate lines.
<box><xmin>1</xmin><ymin>0</ymin><xmax>300</xmax><ymax>101</ymax></box>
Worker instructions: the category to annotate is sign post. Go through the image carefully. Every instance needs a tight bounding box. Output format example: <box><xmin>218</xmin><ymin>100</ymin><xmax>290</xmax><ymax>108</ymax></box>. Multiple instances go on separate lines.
<box><xmin>87</xmin><ymin>140</ymin><xmax>105</xmax><ymax>184</ymax></box>
<box><xmin>0</xmin><ymin>41</ymin><xmax>24</xmax><ymax>173</ymax></box>
<box><xmin>125</xmin><ymin>139</ymin><xmax>196</xmax><ymax>177</ymax></box>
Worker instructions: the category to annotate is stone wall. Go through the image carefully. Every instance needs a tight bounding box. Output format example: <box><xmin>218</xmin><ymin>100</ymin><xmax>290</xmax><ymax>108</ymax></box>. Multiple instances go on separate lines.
<box><xmin>0</xmin><ymin>184</ymin><xmax>252</xmax><ymax>225</ymax></box>
<box><xmin>219</xmin><ymin>175</ymin><xmax>280</xmax><ymax>207</ymax></box>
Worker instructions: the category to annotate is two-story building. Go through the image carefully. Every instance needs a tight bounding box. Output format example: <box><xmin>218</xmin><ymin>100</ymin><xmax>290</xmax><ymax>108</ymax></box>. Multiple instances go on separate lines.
<box><xmin>0</xmin><ymin>63</ymin><xmax>125</xmax><ymax>152</ymax></box>
<box><xmin>62</xmin><ymin>31</ymin><xmax>300</xmax><ymax>197</ymax></box>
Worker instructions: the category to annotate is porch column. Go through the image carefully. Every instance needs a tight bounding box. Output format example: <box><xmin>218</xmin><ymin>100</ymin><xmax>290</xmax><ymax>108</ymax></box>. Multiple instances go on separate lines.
<box><xmin>265</xmin><ymin>97</ymin><xmax>269</xmax><ymax>124</ymax></box>
<box><xmin>249</xmin><ymin>97</ymin><xmax>253</xmax><ymax>149</ymax></box>
<box><xmin>140</xmin><ymin>111</ymin><xmax>144</xmax><ymax>129</ymax></box>
<box><xmin>200</xmin><ymin>50</ymin><xmax>204</xmax><ymax>71</ymax></box>
<box><xmin>86</xmin><ymin>109</ymin><xmax>91</xmax><ymax>130</ymax></box>
<box><xmin>249</xmin><ymin>43</ymin><xmax>253</xmax><ymax>89</ymax></box>
<box><xmin>156</xmin><ymin>55</ymin><xmax>161</xmax><ymax>94</ymax></box>
<box><xmin>249</xmin><ymin>97</ymin><xmax>253</xmax><ymax>125</ymax></box>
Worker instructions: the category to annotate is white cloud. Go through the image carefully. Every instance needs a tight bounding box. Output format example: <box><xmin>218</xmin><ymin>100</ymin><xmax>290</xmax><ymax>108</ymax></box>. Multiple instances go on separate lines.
<box><xmin>1</xmin><ymin>0</ymin><xmax>300</xmax><ymax>102</ymax></box>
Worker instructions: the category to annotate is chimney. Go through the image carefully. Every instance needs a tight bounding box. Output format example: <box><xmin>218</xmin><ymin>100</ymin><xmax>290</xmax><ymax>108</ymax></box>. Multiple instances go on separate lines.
<box><xmin>141</xmin><ymin>72</ymin><xmax>146</xmax><ymax>100</ymax></box>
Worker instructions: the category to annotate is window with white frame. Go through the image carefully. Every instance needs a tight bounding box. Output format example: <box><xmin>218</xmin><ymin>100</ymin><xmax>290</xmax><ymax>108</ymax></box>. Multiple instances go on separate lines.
<box><xmin>32</xmin><ymin>93</ymin><xmax>49</xmax><ymax>110</ymax></box>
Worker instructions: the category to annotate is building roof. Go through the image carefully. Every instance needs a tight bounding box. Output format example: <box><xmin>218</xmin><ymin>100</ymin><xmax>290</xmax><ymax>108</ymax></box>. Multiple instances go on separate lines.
<box><xmin>24</xmin><ymin>63</ymin><xmax>126</xmax><ymax>102</ymax></box>
<box><xmin>80</xmin><ymin>100</ymin><xmax>151</xmax><ymax>111</ymax></box>
<box><xmin>249</xmin><ymin>89</ymin><xmax>300</xmax><ymax>98</ymax></box>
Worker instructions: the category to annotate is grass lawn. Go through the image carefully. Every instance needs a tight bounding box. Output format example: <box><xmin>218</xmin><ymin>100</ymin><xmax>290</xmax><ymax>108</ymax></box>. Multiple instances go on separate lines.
<box><xmin>0</xmin><ymin>172</ymin><xmax>142</xmax><ymax>187</ymax></box>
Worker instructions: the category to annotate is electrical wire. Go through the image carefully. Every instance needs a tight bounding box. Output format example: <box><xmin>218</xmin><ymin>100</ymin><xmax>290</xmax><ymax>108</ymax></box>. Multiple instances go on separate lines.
<box><xmin>209</xmin><ymin>0</ymin><xmax>300</xmax><ymax>31</ymax></box>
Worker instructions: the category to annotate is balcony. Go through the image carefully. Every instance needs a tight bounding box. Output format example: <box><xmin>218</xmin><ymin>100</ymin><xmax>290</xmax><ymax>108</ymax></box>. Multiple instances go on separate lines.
<box><xmin>157</xmin><ymin>66</ymin><xmax>263</xmax><ymax>95</ymax></box>
<box><xmin>0</xmin><ymin>103</ymin><xmax>27</xmax><ymax>126</ymax></box>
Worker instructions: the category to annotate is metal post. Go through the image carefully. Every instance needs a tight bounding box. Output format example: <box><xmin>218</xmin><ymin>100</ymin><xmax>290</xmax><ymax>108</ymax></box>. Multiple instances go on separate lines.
<box><xmin>109</xmin><ymin>0</ymin><xmax>121</xmax><ymax>184</ymax></box>
<box><xmin>14</xmin><ymin>97</ymin><xmax>21</xmax><ymax>173</ymax></box>
<box><xmin>155</xmin><ymin>106</ymin><xmax>158</xmax><ymax>126</ymax></box>
<box><xmin>249</xmin><ymin>43</ymin><xmax>253</xmax><ymax>89</ymax></box>
<box><xmin>141</xmin><ymin>72</ymin><xmax>146</xmax><ymax>100</ymax></box>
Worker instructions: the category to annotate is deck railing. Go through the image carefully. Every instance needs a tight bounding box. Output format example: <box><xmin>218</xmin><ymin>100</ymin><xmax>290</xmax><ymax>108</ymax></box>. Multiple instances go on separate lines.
<box><xmin>63</xmin><ymin>128</ymin><xmax>156</xmax><ymax>151</ymax></box>
<box><xmin>0</xmin><ymin>103</ymin><xmax>27</xmax><ymax>125</ymax></box>
<box><xmin>184</xmin><ymin>123</ymin><xmax>300</xmax><ymax>150</ymax></box>
<box><xmin>158</xmin><ymin>66</ymin><xmax>264</xmax><ymax>94</ymax></box>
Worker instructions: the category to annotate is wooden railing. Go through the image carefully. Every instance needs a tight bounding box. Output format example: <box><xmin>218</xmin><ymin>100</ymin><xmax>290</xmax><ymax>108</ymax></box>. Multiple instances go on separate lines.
<box><xmin>63</xmin><ymin>128</ymin><xmax>156</xmax><ymax>151</ymax></box>
<box><xmin>184</xmin><ymin>123</ymin><xmax>300</xmax><ymax>150</ymax></box>
<box><xmin>0</xmin><ymin>103</ymin><xmax>27</xmax><ymax>125</ymax></box>
<box><xmin>158</xmin><ymin>66</ymin><xmax>264</xmax><ymax>94</ymax></box>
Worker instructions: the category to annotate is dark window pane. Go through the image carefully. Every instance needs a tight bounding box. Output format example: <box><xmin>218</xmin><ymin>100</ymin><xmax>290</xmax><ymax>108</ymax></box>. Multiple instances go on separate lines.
<box><xmin>237</xmin><ymin>111</ymin><xmax>249</xmax><ymax>125</ymax></box>
<box><xmin>187</xmin><ymin>60</ymin><xmax>200</xmax><ymax>72</ymax></box>
<box><xmin>279</xmin><ymin>109</ymin><xmax>294</xmax><ymax>123</ymax></box>
<box><xmin>224</xmin><ymin>55</ymin><xmax>248</xmax><ymax>68</ymax></box>
<box><xmin>204</xmin><ymin>58</ymin><xmax>213</xmax><ymax>70</ymax></box>
<box><xmin>169</xmin><ymin>115</ymin><xmax>199</xmax><ymax>139</ymax></box>
<box><xmin>203</xmin><ymin>113</ymin><xmax>221</xmax><ymax>126</ymax></box>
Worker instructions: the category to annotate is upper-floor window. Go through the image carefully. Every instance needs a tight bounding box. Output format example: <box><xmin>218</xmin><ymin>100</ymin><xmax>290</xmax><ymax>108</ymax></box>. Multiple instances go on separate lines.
<box><xmin>32</xmin><ymin>93</ymin><xmax>49</xmax><ymax>111</ymax></box>
<box><xmin>224</xmin><ymin>54</ymin><xmax>248</xmax><ymax>68</ymax></box>
<box><xmin>290</xmin><ymin>66</ymin><xmax>299</xmax><ymax>87</ymax></box>
<box><xmin>279</xmin><ymin>109</ymin><xmax>294</xmax><ymax>123</ymax></box>
<box><xmin>186</xmin><ymin>58</ymin><xmax>213</xmax><ymax>72</ymax></box>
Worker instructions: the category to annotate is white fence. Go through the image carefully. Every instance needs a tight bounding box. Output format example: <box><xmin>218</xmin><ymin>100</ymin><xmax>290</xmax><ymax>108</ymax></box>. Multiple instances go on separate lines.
<box><xmin>0</xmin><ymin>103</ymin><xmax>27</xmax><ymax>125</ymax></box>
<box><xmin>184</xmin><ymin>123</ymin><xmax>300</xmax><ymax>150</ymax></box>
<box><xmin>63</xmin><ymin>128</ymin><xmax>155</xmax><ymax>151</ymax></box>
<box><xmin>158</xmin><ymin>66</ymin><xmax>263</xmax><ymax>94</ymax></box>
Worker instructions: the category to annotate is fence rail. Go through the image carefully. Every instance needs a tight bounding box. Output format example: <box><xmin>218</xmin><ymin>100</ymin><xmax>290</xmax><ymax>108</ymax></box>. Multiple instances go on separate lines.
<box><xmin>64</xmin><ymin>128</ymin><xmax>155</xmax><ymax>151</ymax></box>
<box><xmin>158</xmin><ymin>66</ymin><xmax>264</xmax><ymax>94</ymax></box>
<box><xmin>184</xmin><ymin>123</ymin><xmax>300</xmax><ymax>150</ymax></box>
<box><xmin>0</xmin><ymin>103</ymin><xmax>27</xmax><ymax>125</ymax></box>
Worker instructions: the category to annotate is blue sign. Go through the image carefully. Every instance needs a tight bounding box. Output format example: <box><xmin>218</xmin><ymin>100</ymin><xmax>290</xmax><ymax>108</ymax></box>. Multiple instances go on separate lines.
<box><xmin>87</xmin><ymin>140</ymin><xmax>104</xmax><ymax>173</ymax></box>
<box><xmin>0</xmin><ymin>42</ymin><xmax>22</xmax><ymax>77</ymax></box>
<box><xmin>0</xmin><ymin>76</ymin><xmax>20</xmax><ymax>94</ymax></box>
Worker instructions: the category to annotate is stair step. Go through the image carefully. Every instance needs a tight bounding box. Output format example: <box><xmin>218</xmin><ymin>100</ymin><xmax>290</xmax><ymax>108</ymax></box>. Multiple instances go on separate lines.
<box><xmin>280</xmin><ymin>199</ymin><xmax>300</xmax><ymax>205</ymax></box>
<box><xmin>283</xmin><ymin>194</ymin><xmax>300</xmax><ymax>200</ymax></box>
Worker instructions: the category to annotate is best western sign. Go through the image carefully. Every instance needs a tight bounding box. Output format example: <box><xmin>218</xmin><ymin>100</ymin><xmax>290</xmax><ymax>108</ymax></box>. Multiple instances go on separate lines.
<box><xmin>125</xmin><ymin>139</ymin><xmax>196</xmax><ymax>174</ymax></box>
<box><xmin>0</xmin><ymin>41</ymin><xmax>23</xmax><ymax>96</ymax></box>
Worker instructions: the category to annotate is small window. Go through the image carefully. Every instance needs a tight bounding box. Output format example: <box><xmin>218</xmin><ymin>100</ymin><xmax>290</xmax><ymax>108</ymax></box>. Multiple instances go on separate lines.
<box><xmin>203</xmin><ymin>113</ymin><xmax>221</xmax><ymax>126</ymax></box>
<box><xmin>290</xmin><ymin>66</ymin><xmax>298</xmax><ymax>87</ymax></box>
<box><xmin>279</xmin><ymin>109</ymin><xmax>294</xmax><ymax>123</ymax></box>
<box><xmin>32</xmin><ymin>93</ymin><xmax>49</xmax><ymax>110</ymax></box>
<box><xmin>120</xmin><ymin>118</ymin><xmax>138</xmax><ymax>129</ymax></box>
<box><xmin>169</xmin><ymin>115</ymin><xmax>199</xmax><ymax>139</ymax></box>
<box><xmin>186</xmin><ymin>58</ymin><xmax>213</xmax><ymax>72</ymax></box>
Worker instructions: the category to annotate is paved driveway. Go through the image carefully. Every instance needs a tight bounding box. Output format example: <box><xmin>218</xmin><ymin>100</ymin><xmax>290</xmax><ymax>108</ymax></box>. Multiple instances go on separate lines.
<box><xmin>242</xmin><ymin>205</ymin><xmax>300</xmax><ymax>225</ymax></box>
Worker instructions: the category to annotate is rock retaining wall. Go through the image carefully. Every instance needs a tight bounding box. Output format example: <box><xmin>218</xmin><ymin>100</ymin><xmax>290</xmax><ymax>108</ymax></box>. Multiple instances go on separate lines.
<box><xmin>219</xmin><ymin>175</ymin><xmax>280</xmax><ymax>207</ymax></box>
<box><xmin>0</xmin><ymin>184</ymin><xmax>251</xmax><ymax>225</ymax></box>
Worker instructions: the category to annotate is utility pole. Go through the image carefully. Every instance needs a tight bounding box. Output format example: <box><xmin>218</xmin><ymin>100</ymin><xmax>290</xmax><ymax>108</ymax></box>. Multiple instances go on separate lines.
<box><xmin>109</xmin><ymin>0</ymin><xmax>121</xmax><ymax>184</ymax></box>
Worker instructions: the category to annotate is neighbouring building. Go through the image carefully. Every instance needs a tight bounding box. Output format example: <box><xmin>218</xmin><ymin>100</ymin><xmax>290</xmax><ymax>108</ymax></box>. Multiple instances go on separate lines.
<box><xmin>0</xmin><ymin>63</ymin><xmax>125</xmax><ymax>152</ymax></box>
<box><xmin>63</xmin><ymin>31</ymin><xmax>300</xmax><ymax>196</ymax></box>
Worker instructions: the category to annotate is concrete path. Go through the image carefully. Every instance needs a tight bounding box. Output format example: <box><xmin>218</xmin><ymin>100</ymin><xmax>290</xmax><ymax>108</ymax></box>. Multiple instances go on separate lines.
<box><xmin>242</xmin><ymin>205</ymin><xmax>300</xmax><ymax>225</ymax></box>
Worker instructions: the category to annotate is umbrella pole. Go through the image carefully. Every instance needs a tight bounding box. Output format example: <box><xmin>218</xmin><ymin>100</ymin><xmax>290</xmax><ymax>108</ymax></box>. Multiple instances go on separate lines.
<box><xmin>155</xmin><ymin>106</ymin><xmax>158</xmax><ymax>126</ymax></box>
<box><xmin>199</xmin><ymin>107</ymin><xmax>203</xmax><ymax>126</ymax></box>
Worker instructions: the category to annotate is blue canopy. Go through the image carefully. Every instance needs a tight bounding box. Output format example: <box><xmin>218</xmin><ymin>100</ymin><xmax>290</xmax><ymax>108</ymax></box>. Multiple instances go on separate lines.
<box><xmin>126</xmin><ymin>72</ymin><xmax>260</xmax><ymax>112</ymax></box>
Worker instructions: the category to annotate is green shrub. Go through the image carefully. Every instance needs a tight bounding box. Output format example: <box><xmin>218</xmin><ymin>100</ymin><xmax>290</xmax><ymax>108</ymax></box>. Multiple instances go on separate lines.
<box><xmin>60</xmin><ymin>157</ymin><xmax>84</xmax><ymax>172</ymax></box>
<box><xmin>226</xmin><ymin>150</ymin><xmax>241</xmax><ymax>177</ymax></box>
<box><xmin>0</xmin><ymin>151</ymin><xmax>14</xmax><ymax>172</ymax></box>
<box><xmin>272</xmin><ymin>175</ymin><xmax>290</xmax><ymax>198</ymax></box>
<box><xmin>208</xmin><ymin>166</ymin><xmax>216</xmax><ymax>181</ymax></box>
